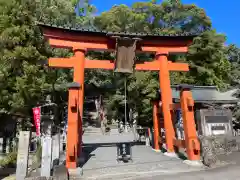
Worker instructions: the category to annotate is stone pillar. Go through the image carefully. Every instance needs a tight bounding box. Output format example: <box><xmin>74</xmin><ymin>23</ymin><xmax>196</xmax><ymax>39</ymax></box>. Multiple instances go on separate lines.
<box><xmin>60</xmin><ymin>133</ymin><xmax>64</xmax><ymax>152</ymax></box>
<box><xmin>41</xmin><ymin>121</ymin><xmax>52</xmax><ymax>177</ymax></box>
<box><xmin>51</xmin><ymin>133</ymin><xmax>60</xmax><ymax>167</ymax></box>
<box><xmin>0</xmin><ymin>138</ymin><xmax>3</xmax><ymax>153</ymax></box>
<box><xmin>16</xmin><ymin>131</ymin><xmax>31</xmax><ymax>180</ymax></box>
<box><xmin>145</xmin><ymin>129</ymin><xmax>150</xmax><ymax>146</ymax></box>
<box><xmin>6</xmin><ymin>138</ymin><xmax>10</xmax><ymax>153</ymax></box>
<box><xmin>132</xmin><ymin>123</ymin><xmax>138</xmax><ymax>141</ymax></box>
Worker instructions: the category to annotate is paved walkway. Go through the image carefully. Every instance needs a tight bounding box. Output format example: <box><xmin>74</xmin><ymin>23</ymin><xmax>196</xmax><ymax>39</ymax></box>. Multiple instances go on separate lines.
<box><xmin>80</xmin><ymin>129</ymin><xmax>205</xmax><ymax>180</ymax></box>
<box><xmin>135</xmin><ymin>164</ymin><xmax>240</xmax><ymax>180</ymax></box>
<box><xmin>76</xmin><ymin>128</ymin><xmax>240</xmax><ymax>180</ymax></box>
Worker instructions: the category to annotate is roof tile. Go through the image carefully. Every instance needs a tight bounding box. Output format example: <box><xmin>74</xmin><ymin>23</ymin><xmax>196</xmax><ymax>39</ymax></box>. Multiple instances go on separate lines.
<box><xmin>37</xmin><ymin>22</ymin><xmax>200</xmax><ymax>37</ymax></box>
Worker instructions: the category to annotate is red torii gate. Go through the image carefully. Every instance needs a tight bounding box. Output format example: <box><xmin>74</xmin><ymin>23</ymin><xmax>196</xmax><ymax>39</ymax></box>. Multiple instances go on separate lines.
<box><xmin>39</xmin><ymin>23</ymin><xmax>199</xmax><ymax>169</ymax></box>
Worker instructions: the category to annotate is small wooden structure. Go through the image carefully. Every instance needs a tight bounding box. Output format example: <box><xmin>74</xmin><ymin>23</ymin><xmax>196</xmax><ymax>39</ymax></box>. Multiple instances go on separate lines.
<box><xmin>39</xmin><ymin>22</ymin><xmax>200</xmax><ymax>169</ymax></box>
<box><xmin>170</xmin><ymin>86</ymin><xmax>239</xmax><ymax>106</ymax></box>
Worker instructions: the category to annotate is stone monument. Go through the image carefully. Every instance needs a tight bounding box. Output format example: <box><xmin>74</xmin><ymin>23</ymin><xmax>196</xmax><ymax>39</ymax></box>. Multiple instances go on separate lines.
<box><xmin>16</xmin><ymin>131</ymin><xmax>31</xmax><ymax>180</ymax></box>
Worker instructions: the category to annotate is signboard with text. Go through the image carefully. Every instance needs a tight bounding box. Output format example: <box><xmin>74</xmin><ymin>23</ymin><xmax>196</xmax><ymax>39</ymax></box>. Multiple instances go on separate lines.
<box><xmin>117</xmin><ymin>143</ymin><xmax>132</xmax><ymax>162</ymax></box>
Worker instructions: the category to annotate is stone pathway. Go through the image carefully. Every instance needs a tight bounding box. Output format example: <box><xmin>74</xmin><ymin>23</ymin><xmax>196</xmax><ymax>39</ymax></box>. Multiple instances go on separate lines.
<box><xmin>134</xmin><ymin>164</ymin><xmax>240</xmax><ymax>180</ymax></box>
<box><xmin>68</xmin><ymin>128</ymin><xmax>240</xmax><ymax>179</ymax></box>
<box><xmin>80</xmin><ymin>129</ymin><xmax>204</xmax><ymax>180</ymax></box>
<box><xmin>81</xmin><ymin>145</ymin><xmax>204</xmax><ymax>180</ymax></box>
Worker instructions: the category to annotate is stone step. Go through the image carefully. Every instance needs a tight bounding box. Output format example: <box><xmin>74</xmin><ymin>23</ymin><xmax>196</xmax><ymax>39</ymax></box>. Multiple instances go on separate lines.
<box><xmin>84</xmin><ymin>129</ymin><xmax>101</xmax><ymax>132</ymax></box>
<box><xmin>110</xmin><ymin>129</ymin><xmax>120</xmax><ymax>135</ymax></box>
<box><xmin>83</xmin><ymin>127</ymin><xmax>133</xmax><ymax>136</ymax></box>
<box><xmin>84</xmin><ymin>131</ymin><xmax>102</xmax><ymax>135</ymax></box>
<box><xmin>80</xmin><ymin>162</ymin><xmax>202</xmax><ymax>180</ymax></box>
<box><xmin>84</xmin><ymin>127</ymin><xmax>101</xmax><ymax>131</ymax></box>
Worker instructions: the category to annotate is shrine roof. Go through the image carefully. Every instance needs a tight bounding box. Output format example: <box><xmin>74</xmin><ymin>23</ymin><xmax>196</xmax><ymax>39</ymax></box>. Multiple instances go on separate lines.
<box><xmin>157</xmin><ymin>86</ymin><xmax>239</xmax><ymax>104</ymax></box>
<box><xmin>38</xmin><ymin>22</ymin><xmax>199</xmax><ymax>39</ymax></box>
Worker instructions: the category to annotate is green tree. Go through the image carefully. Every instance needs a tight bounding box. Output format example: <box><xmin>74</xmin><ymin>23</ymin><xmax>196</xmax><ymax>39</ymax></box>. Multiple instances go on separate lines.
<box><xmin>92</xmin><ymin>0</ymin><xmax>230</xmax><ymax>125</ymax></box>
<box><xmin>0</xmin><ymin>0</ymin><xmax>77</xmax><ymax>115</ymax></box>
<box><xmin>94</xmin><ymin>0</ymin><xmax>211</xmax><ymax>34</ymax></box>
<box><xmin>0</xmin><ymin>0</ymin><xmax>234</xmax><ymax>128</ymax></box>
<box><xmin>226</xmin><ymin>44</ymin><xmax>240</xmax><ymax>121</ymax></box>
<box><xmin>36</xmin><ymin>0</ymin><xmax>76</xmax><ymax>25</ymax></box>
<box><xmin>227</xmin><ymin>44</ymin><xmax>240</xmax><ymax>86</ymax></box>
<box><xmin>184</xmin><ymin>30</ymin><xmax>231</xmax><ymax>89</ymax></box>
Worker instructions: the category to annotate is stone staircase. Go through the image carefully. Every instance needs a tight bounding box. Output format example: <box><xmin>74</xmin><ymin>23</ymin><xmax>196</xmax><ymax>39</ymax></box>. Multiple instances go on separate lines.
<box><xmin>110</xmin><ymin>128</ymin><xmax>119</xmax><ymax>135</ymax></box>
<box><xmin>83</xmin><ymin>120</ymin><xmax>121</xmax><ymax>136</ymax></box>
<box><xmin>83</xmin><ymin>126</ymin><xmax>121</xmax><ymax>136</ymax></box>
<box><xmin>83</xmin><ymin>127</ymin><xmax>103</xmax><ymax>136</ymax></box>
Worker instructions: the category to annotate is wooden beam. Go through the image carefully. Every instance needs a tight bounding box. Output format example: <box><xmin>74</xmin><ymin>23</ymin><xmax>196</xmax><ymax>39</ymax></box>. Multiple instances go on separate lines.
<box><xmin>141</xmin><ymin>46</ymin><xmax>188</xmax><ymax>53</ymax></box>
<box><xmin>85</xmin><ymin>60</ymin><xmax>114</xmax><ymax>69</ymax></box>
<box><xmin>135</xmin><ymin>61</ymin><xmax>159</xmax><ymax>71</ymax></box>
<box><xmin>42</xmin><ymin>27</ymin><xmax>109</xmax><ymax>43</ymax></box>
<box><xmin>41</xmin><ymin>26</ymin><xmax>192</xmax><ymax>53</ymax></box>
<box><xmin>48</xmin><ymin>57</ymin><xmax>74</xmax><ymax>68</ymax></box>
<box><xmin>47</xmin><ymin>38</ymin><xmax>189</xmax><ymax>54</ymax></box>
<box><xmin>135</xmin><ymin>61</ymin><xmax>189</xmax><ymax>71</ymax></box>
<box><xmin>41</xmin><ymin>26</ymin><xmax>194</xmax><ymax>51</ymax></box>
<box><xmin>48</xmin><ymin>58</ymin><xmax>189</xmax><ymax>72</ymax></box>
<box><xmin>48</xmin><ymin>38</ymin><xmax>110</xmax><ymax>50</ymax></box>
<box><xmin>168</xmin><ymin>62</ymin><xmax>189</xmax><ymax>71</ymax></box>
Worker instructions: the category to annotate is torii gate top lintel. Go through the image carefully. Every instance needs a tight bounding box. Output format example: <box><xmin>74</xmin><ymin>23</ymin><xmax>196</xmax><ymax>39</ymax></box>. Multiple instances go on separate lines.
<box><xmin>39</xmin><ymin>23</ymin><xmax>197</xmax><ymax>72</ymax></box>
<box><xmin>38</xmin><ymin>22</ymin><xmax>198</xmax><ymax>169</ymax></box>
<box><xmin>39</xmin><ymin>23</ymin><xmax>196</xmax><ymax>52</ymax></box>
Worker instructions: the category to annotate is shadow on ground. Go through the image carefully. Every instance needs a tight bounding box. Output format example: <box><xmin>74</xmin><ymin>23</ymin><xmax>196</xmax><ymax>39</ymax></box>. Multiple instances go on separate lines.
<box><xmin>160</xmin><ymin>146</ymin><xmax>188</xmax><ymax>161</ymax></box>
<box><xmin>80</xmin><ymin>141</ymin><xmax>145</xmax><ymax>167</ymax></box>
<box><xmin>0</xmin><ymin>168</ymin><xmax>15</xmax><ymax>179</ymax></box>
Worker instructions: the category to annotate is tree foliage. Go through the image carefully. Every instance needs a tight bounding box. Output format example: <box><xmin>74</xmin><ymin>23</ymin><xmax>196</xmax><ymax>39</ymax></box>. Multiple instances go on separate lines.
<box><xmin>94</xmin><ymin>0</ymin><xmax>211</xmax><ymax>34</ymax></box>
<box><xmin>0</xmin><ymin>0</ymin><xmax>239</xmax><ymax>126</ymax></box>
<box><xmin>227</xmin><ymin>44</ymin><xmax>240</xmax><ymax>86</ymax></box>
<box><xmin>0</xmin><ymin>0</ymin><xmax>76</xmax><ymax>114</ymax></box>
<box><xmin>93</xmin><ymin>0</ymin><xmax>231</xmax><ymax>124</ymax></box>
<box><xmin>226</xmin><ymin>44</ymin><xmax>240</xmax><ymax>121</ymax></box>
<box><xmin>186</xmin><ymin>30</ymin><xmax>231</xmax><ymax>89</ymax></box>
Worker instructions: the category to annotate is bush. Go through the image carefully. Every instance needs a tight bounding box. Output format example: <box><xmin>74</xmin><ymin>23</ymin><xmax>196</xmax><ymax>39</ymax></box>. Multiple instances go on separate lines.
<box><xmin>0</xmin><ymin>151</ymin><xmax>17</xmax><ymax>168</ymax></box>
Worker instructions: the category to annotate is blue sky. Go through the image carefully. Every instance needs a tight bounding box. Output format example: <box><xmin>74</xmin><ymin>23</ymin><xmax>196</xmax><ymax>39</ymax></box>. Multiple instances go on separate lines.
<box><xmin>91</xmin><ymin>0</ymin><xmax>239</xmax><ymax>46</ymax></box>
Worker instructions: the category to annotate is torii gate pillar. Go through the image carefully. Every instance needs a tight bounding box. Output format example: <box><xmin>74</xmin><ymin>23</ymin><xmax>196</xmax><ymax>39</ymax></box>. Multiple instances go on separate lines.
<box><xmin>73</xmin><ymin>48</ymin><xmax>86</xmax><ymax>157</ymax></box>
<box><xmin>64</xmin><ymin>48</ymin><xmax>86</xmax><ymax>168</ymax></box>
<box><xmin>157</xmin><ymin>51</ymin><xmax>175</xmax><ymax>152</ymax></box>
